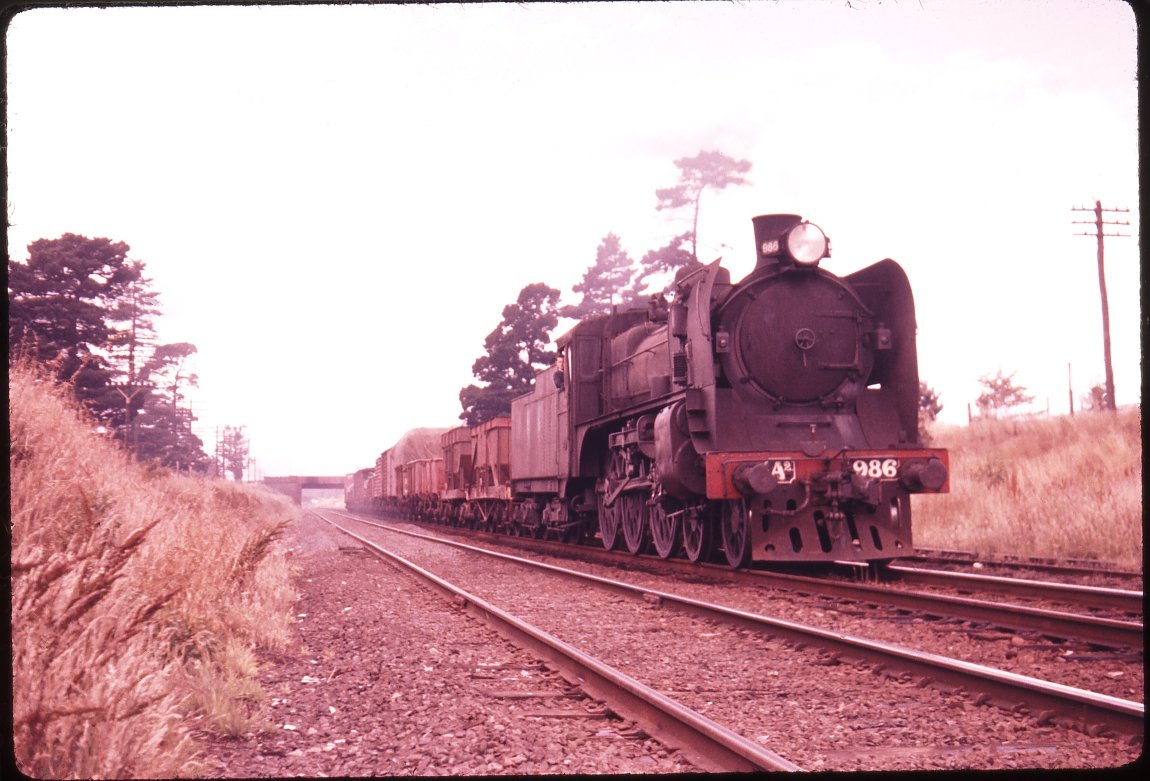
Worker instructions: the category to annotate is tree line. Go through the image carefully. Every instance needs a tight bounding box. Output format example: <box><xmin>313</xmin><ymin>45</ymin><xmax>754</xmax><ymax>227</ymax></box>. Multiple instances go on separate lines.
<box><xmin>7</xmin><ymin>235</ymin><xmax>242</xmax><ymax>474</ymax></box>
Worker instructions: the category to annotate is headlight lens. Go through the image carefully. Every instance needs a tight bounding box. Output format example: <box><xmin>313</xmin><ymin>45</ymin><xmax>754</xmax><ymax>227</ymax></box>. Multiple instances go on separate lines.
<box><xmin>786</xmin><ymin>222</ymin><xmax>828</xmax><ymax>265</ymax></box>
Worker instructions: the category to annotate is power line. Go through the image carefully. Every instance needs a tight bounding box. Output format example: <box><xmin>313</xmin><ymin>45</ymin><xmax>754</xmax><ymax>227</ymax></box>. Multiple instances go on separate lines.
<box><xmin>1071</xmin><ymin>199</ymin><xmax>1130</xmax><ymax>412</ymax></box>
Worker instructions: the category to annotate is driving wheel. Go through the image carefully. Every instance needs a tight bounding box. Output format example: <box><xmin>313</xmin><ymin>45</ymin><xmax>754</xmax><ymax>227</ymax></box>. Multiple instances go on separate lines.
<box><xmin>649</xmin><ymin>495</ymin><xmax>681</xmax><ymax>559</ymax></box>
<box><xmin>621</xmin><ymin>493</ymin><xmax>648</xmax><ymax>555</ymax></box>
<box><xmin>720</xmin><ymin>498</ymin><xmax>752</xmax><ymax>568</ymax></box>
<box><xmin>683</xmin><ymin>504</ymin><xmax>713</xmax><ymax>563</ymax></box>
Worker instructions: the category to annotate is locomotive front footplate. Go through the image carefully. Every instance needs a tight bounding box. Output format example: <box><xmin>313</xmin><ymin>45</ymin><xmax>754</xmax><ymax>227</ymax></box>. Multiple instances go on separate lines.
<box><xmin>706</xmin><ymin>450</ymin><xmax>949</xmax><ymax>563</ymax></box>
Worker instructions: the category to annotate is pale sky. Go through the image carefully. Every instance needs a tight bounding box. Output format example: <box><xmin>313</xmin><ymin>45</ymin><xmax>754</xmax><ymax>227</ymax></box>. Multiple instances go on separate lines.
<box><xmin>6</xmin><ymin>0</ymin><xmax>1139</xmax><ymax>478</ymax></box>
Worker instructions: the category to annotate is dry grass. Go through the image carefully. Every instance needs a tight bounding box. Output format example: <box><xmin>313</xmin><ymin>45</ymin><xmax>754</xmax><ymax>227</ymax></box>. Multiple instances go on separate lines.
<box><xmin>10</xmin><ymin>361</ymin><xmax>300</xmax><ymax>778</ymax></box>
<box><xmin>914</xmin><ymin>408</ymin><xmax>1143</xmax><ymax>569</ymax></box>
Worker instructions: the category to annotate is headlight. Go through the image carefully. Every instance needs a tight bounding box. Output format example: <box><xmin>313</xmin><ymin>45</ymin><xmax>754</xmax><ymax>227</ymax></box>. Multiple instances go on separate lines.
<box><xmin>785</xmin><ymin>222</ymin><xmax>829</xmax><ymax>266</ymax></box>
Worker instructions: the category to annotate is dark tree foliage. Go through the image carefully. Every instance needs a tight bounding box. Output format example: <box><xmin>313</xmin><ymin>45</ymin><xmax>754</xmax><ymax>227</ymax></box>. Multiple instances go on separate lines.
<box><xmin>919</xmin><ymin>381</ymin><xmax>943</xmax><ymax>423</ymax></box>
<box><xmin>561</xmin><ymin>233</ymin><xmax>637</xmax><ymax>319</ymax></box>
<box><xmin>219</xmin><ymin>425</ymin><xmax>250</xmax><ymax>481</ymax></box>
<box><xmin>655</xmin><ymin>149</ymin><xmax>752</xmax><ymax>260</ymax></box>
<box><xmin>1081</xmin><ymin>383</ymin><xmax>1112</xmax><ymax>412</ymax></box>
<box><xmin>101</xmin><ymin>260</ymin><xmax>164</xmax><ymax>441</ymax></box>
<box><xmin>8</xmin><ymin>234</ymin><xmax>143</xmax><ymax>422</ymax></box>
<box><xmin>135</xmin><ymin>342</ymin><xmax>210</xmax><ymax>472</ymax></box>
<box><xmin>132</xmin><ymin>404</ymin><xmax>212</xmax><ymax>473</ymax></box>
<box><xmin>976</xmin><ymin>370</ymin><xmax>1035</xmax><ymax>418</ymax></box>
<box><xmin>105</xmin><ymin>260</ymin><xmax>161</xmax><ymax>384</ymax></box>
<box><xmin>918</xmin><ymin>381</ymin><xmax>943</xmax><ymax>442</ymax></box>
<box><xmin>8</xmin><ymin>234</ymin><xmax>211</xmax><ymax>471</ymax></box>
<box><xmin>8</xmin><ymin>234</ymin><xmax>138</xmax><ymax>373</ymax></box>
<box><xmin>459</xmin><ymin>283</ymin><xmax>560</xmax><ymax>426</ymax></box>
<box><xmin>627</xmin><ymin>231</ymin><xmax>697</xmax><ymax>300</ymax></box>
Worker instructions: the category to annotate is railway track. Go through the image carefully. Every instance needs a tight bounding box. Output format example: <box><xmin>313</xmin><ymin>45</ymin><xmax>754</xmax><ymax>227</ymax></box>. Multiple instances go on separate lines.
<box><xmin>322</xmin><ymin>510</ymin><xmax>1144</xmax><ymax>757</ymax></box>
<box><xmin>907</xmin><ymin>548</ymin><xmax>1143</xmax><ymax>586</ymax></box>
<box><xmin>312</xmin><ymin>512</ymin><xmax>799</xmax><ymax>772</ymax></box>
<box><xmin>350</xmin><ymin>510</ymin><xmax>1142</xmax><ymax>649</ymax></box>
<box><xmin>884</xmin><ymin>565</ymin><xmax>1143</xmax><ymax>616</ymax></box>
<box><xmin>358</xmin><ymin>509</ymin><xmax>1142</xmax><ymax>619</ymax></box>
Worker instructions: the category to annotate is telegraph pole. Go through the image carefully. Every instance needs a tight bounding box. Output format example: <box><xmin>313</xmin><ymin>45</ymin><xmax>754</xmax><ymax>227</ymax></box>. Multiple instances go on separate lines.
<box><xmin>1072</xmin><ymin>200</ymin><xmax>1129</xmax><ymax>412</ymax></box>
<box><xmin>110</xmin><ymin>381</ymin><xmax>154</xmax><ymax>454</ymax></box>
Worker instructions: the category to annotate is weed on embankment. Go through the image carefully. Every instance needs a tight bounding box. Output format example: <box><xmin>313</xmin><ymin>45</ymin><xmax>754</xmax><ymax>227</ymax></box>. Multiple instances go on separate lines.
<box><xmin>10</xmin><ymin>362</ymin><xmax>300</xmax><ymax>777</ymax></box>
<box><xmin>915</xmin><ymin>409</ymin><xmax>1142</xmax><ymax>569</ymax></box>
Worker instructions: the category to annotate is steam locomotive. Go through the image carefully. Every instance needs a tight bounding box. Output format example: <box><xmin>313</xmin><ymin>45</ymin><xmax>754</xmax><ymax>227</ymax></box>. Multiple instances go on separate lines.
<box><xmin>347</xmin><ymin>214</ymin><xmax>948</xmax><ymax>566</ymax></box>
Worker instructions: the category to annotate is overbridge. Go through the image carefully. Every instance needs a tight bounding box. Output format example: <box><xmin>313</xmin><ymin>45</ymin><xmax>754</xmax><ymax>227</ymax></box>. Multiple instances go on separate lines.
<box><xmin>263</xmin><ymin>475</ymin><xmax>345</xmax><ymax>505</ymax></box>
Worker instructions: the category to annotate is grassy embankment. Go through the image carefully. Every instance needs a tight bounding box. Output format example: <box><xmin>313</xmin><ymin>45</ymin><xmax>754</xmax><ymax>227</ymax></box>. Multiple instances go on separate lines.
<box><xmin>10</xmin><ymin>362</ymin><xmax>300</xmax><ymax>778</ymax></box>
<box><xmin>914</xmin><ymin>408</ymin><xmax>1142</xmax><ymax>569</ymax></box>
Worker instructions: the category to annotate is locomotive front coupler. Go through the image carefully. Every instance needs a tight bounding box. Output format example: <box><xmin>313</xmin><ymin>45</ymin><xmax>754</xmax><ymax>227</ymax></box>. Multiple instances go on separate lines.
<box><xmin>732</xmin><ymin>458</ymin><xmax>880</xmax><ymax>516</ymax></box>
<box><xmin>816</xmin><ymin>463</ymin><xmax>886</xmax><ymax>508</ymax></box>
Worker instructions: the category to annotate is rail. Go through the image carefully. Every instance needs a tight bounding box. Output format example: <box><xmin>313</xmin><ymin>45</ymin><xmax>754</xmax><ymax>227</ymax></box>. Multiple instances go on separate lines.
<box><xmin>314</xmin><ymin>512</ymin><xmax>802</xmax><ymax>772</ymax></box>
<box><xmin>334</xmin><ymin>512</ymin><xmax>1144</xmax><ymax>738</ymax></box>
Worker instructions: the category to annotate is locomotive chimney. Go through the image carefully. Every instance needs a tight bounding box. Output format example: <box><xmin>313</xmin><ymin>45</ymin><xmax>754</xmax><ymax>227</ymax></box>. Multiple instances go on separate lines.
<box><xmin>752</xmin><ymin>213</ymin><xmax>803</xmax><ymax>271</ymax></box>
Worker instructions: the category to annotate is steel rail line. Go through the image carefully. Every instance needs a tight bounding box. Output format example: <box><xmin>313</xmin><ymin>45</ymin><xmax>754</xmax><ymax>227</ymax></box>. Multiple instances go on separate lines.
<box><xmin>909</xmin><ymin>548</ymin><xmax>1143</xmax><ymax>581</ymax></box>
<box><xmin>744</xmin><ymin>568</ymin><xmax>1143</xmax><ymax>650</ymax></box>
<box><xmin>347</xmin><ymin>509</ymin><xmax>1142</xmax><ymax>648</ymax></box>
<box><xmin>314</xmin><ymin>512</ymin><xmax>802</xmax><ymax>773</ymax></box>
<box><xmin>332</xmin><ymin>512</ymin><xmax>1144</xmax><ymax>738</ymax></box>
<box><xmin>886</xmin><ymin>565</ymin><xmax>1143</xmax><ymax>615</ymax></box>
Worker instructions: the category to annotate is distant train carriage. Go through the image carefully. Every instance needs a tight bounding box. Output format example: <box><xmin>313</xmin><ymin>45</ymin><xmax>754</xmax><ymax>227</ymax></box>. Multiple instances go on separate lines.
<box><xmin>369</xmin><ymin>454</ymin><xmax>385</xmax><ymax>514</ymax></box>
<box><xmin>345</xmin><ymin>467</ymin><xmax>373</xmax><ymax>513</ymax></box>
<box><xmin>463</xmin><ymin>415</ymin><xmax>513</xmax><ymax>530</ymax></box>
<box><xmin>378</xmin><ymin>447</ymin><xmax>397</xmax><ymax>514</ymax></box>
<box><xmin>400</xmin><ymin>457</ymin><xmax>445</xmax><ymax>519</ymax></box>
<box><xmin>441</xmin><ymin>425</ymin><xmax>473</xmax><ymax>506</ymax></box>
<box><xmin>471</xmin><ymin>416</ymin><xmax>512</xmax><ymax>496</ymax></box>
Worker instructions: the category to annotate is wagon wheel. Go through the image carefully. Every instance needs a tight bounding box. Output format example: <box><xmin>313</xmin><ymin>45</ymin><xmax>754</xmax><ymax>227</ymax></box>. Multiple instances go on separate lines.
<box><xmin>562</xmin><ymin>521</ymin><xmax>583</xmax><ymax>544</ymax></box>
<box><xmin>649</xmin><ymin>494</ymin><xmax>681</xmax><ymax>560</ymax></box>
<box><xmin>522</xmin><ymin>503</ymin><xmax>544</xmax><ymax>539</ymax></box>
<box><xmin>598</xmin><ymin>493</ymin><xmax>621</xmax><ymax>551</ymax></box>
<box><xmin>621</xmin><ymin>493</ymin><xmax>648</xmax><ymax>555</ymax></box>
<box><xmin>720</xmin><ymin>498</ymin><xmax>752</xmax><ymax>568</ymax></box>
<box><xmin>683</xmin><ymin>503</ymin><xmax>714</xmax><ymax>564</ymax></box>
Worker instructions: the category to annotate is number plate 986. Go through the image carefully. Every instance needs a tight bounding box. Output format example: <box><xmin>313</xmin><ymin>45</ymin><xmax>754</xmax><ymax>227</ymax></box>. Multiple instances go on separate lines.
<box><xmin>850</xmin><ymin>457</ymin><xmax>899</xmax><ymax>480</ymax></box>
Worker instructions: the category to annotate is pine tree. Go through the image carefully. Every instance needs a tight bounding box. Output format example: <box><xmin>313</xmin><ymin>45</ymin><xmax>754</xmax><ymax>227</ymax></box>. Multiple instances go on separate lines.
<box><xmin>219</xmin><ymin>425</ymin><xmax>250</xmax><ymax>481</ymax></box>
<box><xmin>137</xmin><ymin>343</ymin><xmax>210</xmax><ymax>472</ymax></box>
<box><xmin>459</xmin><ymin>283</ymin><xmax>560</xmax><ymax>426</ymax></box>
<box><xmin>655</xmin><ymin>150</ymin><xmax>752</xmax><ymax>260</ymax></box>
<box><xmin>626</xmin><ymin>231</ymin><xmax>697</xmax><ymax>300</ymax></box>
<box><xmin>104</xmin><ymin>261</ymin><xmax>163</xmax><ymax>449</ymax></box>
<box><xmin>8</xmin><ymin>234</ymin><xmax>142</xmax><ymax>423</ymax></box>
<box><xmin>562</xmin><ymin>233</ymin><xmax>636</xmax><ymax>319</ymax></box>
<box><xmin>9</xmin><ymin>235</ymin><xmax>210</xmax><ymax>469</ymax></box>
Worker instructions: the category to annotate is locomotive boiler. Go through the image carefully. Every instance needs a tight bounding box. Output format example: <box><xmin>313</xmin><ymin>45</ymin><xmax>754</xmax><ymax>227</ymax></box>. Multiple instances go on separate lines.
<box><xmin>507</xmin><ymin>213</ymin><xmax>948</xmax><ymax>566</ymax></box>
